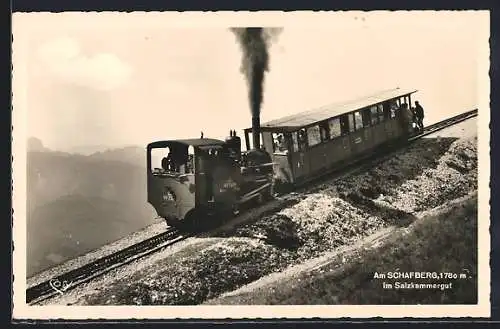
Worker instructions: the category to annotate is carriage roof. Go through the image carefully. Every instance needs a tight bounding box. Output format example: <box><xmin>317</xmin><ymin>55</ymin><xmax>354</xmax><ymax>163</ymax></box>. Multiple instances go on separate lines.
<box><xmin>246</xmin><ymin>87</ymin><xmax>418</xmax><ymax>132</ymax></box>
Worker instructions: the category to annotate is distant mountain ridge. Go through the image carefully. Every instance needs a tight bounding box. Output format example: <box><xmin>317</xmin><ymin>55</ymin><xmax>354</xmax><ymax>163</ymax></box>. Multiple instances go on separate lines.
<box><xmin>26</xmin><ymin>144</ymin><xmax>160</xmax><ymax>278</ymax></box>
<box><xmin>86</xmin><ymin>146</ymin><xmax>146</xmax><ymax>167</ymax></box>
<box><xmin>68</xmin><ymin>144</ymin><xmax>113</xmax><ymax>156</ymax></box>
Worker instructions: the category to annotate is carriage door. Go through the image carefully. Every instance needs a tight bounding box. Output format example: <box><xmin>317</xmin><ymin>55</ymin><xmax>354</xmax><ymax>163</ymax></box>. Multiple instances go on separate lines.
<box><xmin>290</xmin><ymin>129</ymin><xmax>308</xmax><ymax>181</ymax></box>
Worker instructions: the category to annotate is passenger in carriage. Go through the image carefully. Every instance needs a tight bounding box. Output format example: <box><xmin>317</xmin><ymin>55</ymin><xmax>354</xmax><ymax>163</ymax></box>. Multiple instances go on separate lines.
<box><xmin>410</xmin><ymin>106</ymin><xmax>419</xmax><ymax>132</ymax></box>
<box><xmin>298</xmin><ymin>130</ymin><xmax>307</xmax><ymax>150</ymax></box>
<box><xmin>389</xmin><ymin>101</ymin><xmax>399</xmax><ymax>119</ymax></box>
<box><xmin>400</xmin><ymin>103</ymin><xmax>414</xmax><ymax>135</ymax></box>
<box><xmin>319</xmin><ymin>123</ymin><xmax>329</xmax><ymax>141</ymax></box>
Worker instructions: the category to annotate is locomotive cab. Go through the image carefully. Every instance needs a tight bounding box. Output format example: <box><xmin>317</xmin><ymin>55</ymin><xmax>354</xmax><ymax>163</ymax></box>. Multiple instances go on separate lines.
<box><xmin>147</xmin><ymin>137</ymin><xmax>272</xmax><ymax>230</ymax></box>
<box><xmin>147</xmin><ymin>140</ymin><xmax>199</xmax><ymax>228</ymax></box>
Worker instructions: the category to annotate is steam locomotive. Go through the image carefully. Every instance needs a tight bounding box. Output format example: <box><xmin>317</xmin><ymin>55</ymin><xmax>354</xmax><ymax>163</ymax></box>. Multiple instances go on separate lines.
<box><xmin>146</xmin><ymin>130</ymin><xmax>275</xmax><ymax>231</ymax></box>
<box><xmin>147</xmin><ymin>88</ymin><xmax>419</xmax><ymax>231</ymax></box>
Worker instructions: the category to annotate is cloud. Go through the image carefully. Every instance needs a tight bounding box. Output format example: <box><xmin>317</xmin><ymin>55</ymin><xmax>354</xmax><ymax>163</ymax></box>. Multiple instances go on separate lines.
<box><xmin>37</xmin><ymin>36</ymin><xmax>133</xmax><ymax>91</ymax></box>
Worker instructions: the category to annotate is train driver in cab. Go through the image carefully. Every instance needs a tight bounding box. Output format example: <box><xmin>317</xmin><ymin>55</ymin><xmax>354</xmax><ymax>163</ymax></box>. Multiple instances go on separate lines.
<box><xmin>178</xmin><ymin>150</ymin><xmax>190</xmax><ymax>174</ymax></box>
<box><xmin>161</xmin><ymin>153</ymin><xmax>172</xmax><ymax>172</ymax></box>
<box><xmin>161</xmin><ymin>149</ymin><xmax>180</xmax><ymax>172</ymax></box>
<box><xmin>161</xmin><ymin>156</ymin><xmax>169</xmax><ymax>171</ymax></box>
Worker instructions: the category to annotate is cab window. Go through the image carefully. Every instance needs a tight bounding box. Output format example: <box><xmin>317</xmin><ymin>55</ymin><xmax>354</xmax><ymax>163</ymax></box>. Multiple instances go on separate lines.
<box><xmin>151</xmin><ymin>146</ymin><xmax>191</xmax><ymax>174</ymax></box>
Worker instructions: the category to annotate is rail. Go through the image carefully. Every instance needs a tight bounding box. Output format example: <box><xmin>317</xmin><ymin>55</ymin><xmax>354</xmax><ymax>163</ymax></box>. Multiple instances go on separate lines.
<box><xmin>26</xmin><ymin>228</ymin><xmax>187</xmax><ymax>304</ymax></box>
<box><xmin>409</xmin><ymin>108</ymin><xmax>477</xmax><ymax>141</ymax></box>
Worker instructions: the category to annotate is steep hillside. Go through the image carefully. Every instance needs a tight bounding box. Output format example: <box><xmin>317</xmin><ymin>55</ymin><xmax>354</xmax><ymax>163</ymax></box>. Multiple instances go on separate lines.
<box><xmin>26</xmin><ymin>148</ymin><xmax>159</xmax><ymax>277</ymax></box>
<box><xmin>76</xmin><ymin>134</ymin><xmax>478</xmax><ymax>306</ymax></box>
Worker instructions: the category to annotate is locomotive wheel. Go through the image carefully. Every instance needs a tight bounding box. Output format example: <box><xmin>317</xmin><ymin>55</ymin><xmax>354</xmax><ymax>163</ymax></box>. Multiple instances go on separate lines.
<box><xmin>182</xmin><ymin>209</ymin><xmax>203</xmax><ymax>232</ymax></box>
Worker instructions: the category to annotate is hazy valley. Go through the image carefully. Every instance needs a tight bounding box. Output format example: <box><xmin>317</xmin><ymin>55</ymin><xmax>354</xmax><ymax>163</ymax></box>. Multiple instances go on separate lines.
<box><xmin>26</xmin><ymin>138</ymin><xmax>160</xmax><ymax>277</ymax></box>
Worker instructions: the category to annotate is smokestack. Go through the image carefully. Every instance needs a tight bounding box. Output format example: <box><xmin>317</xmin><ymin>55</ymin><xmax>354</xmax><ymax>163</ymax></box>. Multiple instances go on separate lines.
<box><xmin>231</xmin><ymin>27</ymin><xmax>282</xmax><ymax>149</ymax></box>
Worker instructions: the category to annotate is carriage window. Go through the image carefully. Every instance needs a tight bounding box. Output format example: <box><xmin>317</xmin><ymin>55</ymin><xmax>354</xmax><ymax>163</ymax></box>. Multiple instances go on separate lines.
<box><xmin>340</xmin><ymin>115</ymin><xmax>350</xmax><ymax>135</ymax></box>
<box><xmin>400</xmin><ymin>96</ymin><xmax>409</xmax><ymax>107</ymax></box>
<box><xmin>298</xmin><ymin>128</ymin><xmax>307</xmax><ymax>150</ymax></box>
<box><xmin>291</xmin><ymin>132</ymin><xmax>299</xmax><ymax>152</ymax></box>
<box><xmin>319</xmin><ymin>122</ymin><xmax>330</xmax><ymax>142</ymax></box>
<box><xmin>354</xmin><ymin>111</ymin><xmax>364</xmax><ymax>130</ymax></box>
<box><xmin>378</xmin><ymin>104</ymin><xmax>386</xmax><ymax>122</ymax></box>
<box><xmin>383</xmin><ymin>102</ymin><xmax>391</xmax><ymax>119</ymax></box>
<box><xmin>307</xmin><ymin>125</ymin><xmax>322</xmax><ymax>147</ymax></box>
<box><xmin>272</xmin><ymin>132</ymin><xmax>289</xmax><ymax>154</ymax></box>
<box><xmin>328</xmin><ymin>117</ymin><xmax>342</xmax><ymax>138</ymax></box>
<box><xmin>389</xmin><ymin>100</ymin><xmax>399</xmax><ymax>119</ymax></box>
<box><xmin>362</xmin><ymin>108</ymin><xmax>371</xmax><ymax>127</ymax></box>
<box><xmin>348</xmin><ymin>113</ymin><xmax>355</xmax><ymax>132</ymax></box>
<box><xmin>370</xmin><ymin>106</ymin><xmax>379</xmax><ymax>125</ymax></box>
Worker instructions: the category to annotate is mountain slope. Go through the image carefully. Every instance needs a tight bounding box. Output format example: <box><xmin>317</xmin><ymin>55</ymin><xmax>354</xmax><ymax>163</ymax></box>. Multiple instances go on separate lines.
<box><xmin>26</xmin><ymin>148</ymin><xmax>159</xmax><ymax>277</ymax></box>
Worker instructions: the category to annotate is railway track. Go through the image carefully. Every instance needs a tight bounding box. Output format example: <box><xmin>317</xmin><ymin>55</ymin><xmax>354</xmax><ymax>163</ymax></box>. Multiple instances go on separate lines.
<box><xmin>26</xmin><ymin>228</ymin><xmax>187</xmax><ymax>304</ymax></box>
<box><xmin>26</xmin><ymin>108</ymin><xmax>478</xmax><ymax>305</ymax></box>
<box><xmin>409</xmin><ymin>108</ymin><xmax>477</xmax><ymax>141</ymax></box>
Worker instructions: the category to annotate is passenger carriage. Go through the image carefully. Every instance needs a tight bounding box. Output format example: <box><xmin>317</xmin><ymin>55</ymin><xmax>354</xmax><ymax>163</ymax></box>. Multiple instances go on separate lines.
<box><xmin>243</xmin><ymin>88</ymin><xmax>418</xmax><ymax>185</ymax></box>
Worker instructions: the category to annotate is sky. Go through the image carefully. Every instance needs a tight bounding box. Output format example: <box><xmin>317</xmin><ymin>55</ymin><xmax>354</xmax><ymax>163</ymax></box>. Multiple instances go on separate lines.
<box><xmin>12</xmin><ymin>11</ymin><xmax>489</xmax><ymax>152</ymax></box>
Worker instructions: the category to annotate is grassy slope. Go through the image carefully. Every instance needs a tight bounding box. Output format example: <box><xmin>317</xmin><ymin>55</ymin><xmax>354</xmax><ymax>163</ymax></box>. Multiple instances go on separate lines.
<box><xmin>213</xmin><ymin>192</ymin><xmax>478</xmax><ymax>305</ymax></box>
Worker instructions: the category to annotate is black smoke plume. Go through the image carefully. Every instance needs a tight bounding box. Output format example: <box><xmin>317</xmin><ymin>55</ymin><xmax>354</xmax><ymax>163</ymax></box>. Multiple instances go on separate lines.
<box><xmin>231</xmin><ymin>27</ymin><xmax>282</xmax><ymax>150</ymax></box>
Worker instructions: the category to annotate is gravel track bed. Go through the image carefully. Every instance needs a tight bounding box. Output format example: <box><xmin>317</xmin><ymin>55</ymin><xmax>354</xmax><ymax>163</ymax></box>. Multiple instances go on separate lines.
<box><xmin>38</xmin><ymin>236</ymin><xmax>220</xmax><ymax>305</ymax></box>
<box><xmin>205</xmin><ymin>191</ymin><xmax>477</xmax><ymax>305</ymax></box>
<box><xmin>204</xmin><ymin>191</ymin><xmax>477</xmax><ymax>305</ymax></box>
